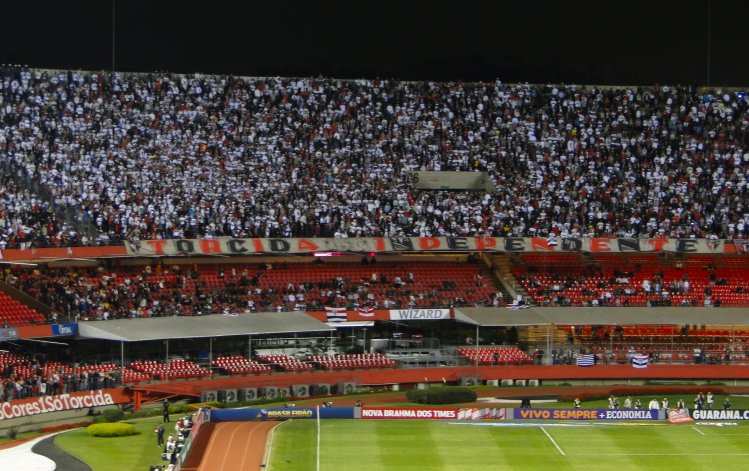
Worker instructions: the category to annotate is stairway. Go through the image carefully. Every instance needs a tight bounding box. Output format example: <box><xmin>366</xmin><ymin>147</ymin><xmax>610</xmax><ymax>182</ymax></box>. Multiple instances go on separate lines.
<box><xmin>479</xmin><ymin>253</ymin><xmax>530</xmax><ymax>305</ymax></box>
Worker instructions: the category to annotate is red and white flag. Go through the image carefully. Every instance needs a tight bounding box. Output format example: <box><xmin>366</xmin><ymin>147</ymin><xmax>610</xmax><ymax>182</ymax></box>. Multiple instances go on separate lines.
<box><xmin>733</xmin><ymin>239</ymin><xmax>749</xmax><ymax>253</ymax></box>
<box><xmin>357</xmin><ymin>307</ymin><xmax>375</xmax><ymax>317</ymax></box>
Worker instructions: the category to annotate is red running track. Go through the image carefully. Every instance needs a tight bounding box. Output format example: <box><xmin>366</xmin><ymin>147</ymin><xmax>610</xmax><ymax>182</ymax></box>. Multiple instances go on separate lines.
<box><xmin>196</xmin><ymin>421</ymin><xmax>278</xmax><ymax>471</ymax></box>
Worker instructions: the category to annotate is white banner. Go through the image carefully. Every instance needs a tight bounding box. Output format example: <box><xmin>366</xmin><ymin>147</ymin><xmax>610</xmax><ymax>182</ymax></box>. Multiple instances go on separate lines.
<box><xmin>124</xmin><ymin>237</ymin><xmax>728</xmax><ymax>257</ymax></box>
<box><xmin>388</xmin><ymin>309</ymin><xmax>451</xmax><ymax>320</ymax></box>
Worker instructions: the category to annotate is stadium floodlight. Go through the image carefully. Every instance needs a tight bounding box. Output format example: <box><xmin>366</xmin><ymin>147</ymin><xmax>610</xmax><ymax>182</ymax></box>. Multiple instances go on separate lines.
<box><xmin>313</xmin><ymin>252</ymin><xmax>342</xmax><ymax>257</ymax></box>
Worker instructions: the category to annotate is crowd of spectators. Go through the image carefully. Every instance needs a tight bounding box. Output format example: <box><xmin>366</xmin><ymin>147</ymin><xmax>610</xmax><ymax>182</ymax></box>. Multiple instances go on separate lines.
<box><xmin>0</xmin><ymin>353</ymin><xmax>120</xmax><ymax>402</ymax></box>
<box><xmin>1</xmin><ymin>67</ymin><xmax>749</xmax><ymax>248</ymax></box>
<box><xmin>516</xmin><ymin>259</ymin><xmax>749</xmax><ymax>308</ymax></box>
<box><xmin>7</xmin><ymin>260</ymin><xmax>496</xmax><ymax>322</ymax></box>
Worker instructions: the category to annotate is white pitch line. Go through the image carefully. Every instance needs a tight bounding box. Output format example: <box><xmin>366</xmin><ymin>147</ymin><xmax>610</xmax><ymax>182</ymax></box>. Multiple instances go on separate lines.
<box><xmin>540</xmin><ymin>426</ymin><xmax>566</xmax><ymax>456</ymax></box>
<box><xmin>572</xmin><ymin>453</ymin><xmax>749</xmax><ymax>456</ymax></box>
<box><xmin>692</xmin><ymin>426</ymin><xmax>706</xmax><ymax>435</ymax></box>
<box><xmin>316</xmin><ymin>406</ymin><xmax>321</xmax><ymax>471</ymax></box>
<box><xmin>263</xmin><ymin>421</ymin><xmax>287</xmax><ymax>471</ymax></box>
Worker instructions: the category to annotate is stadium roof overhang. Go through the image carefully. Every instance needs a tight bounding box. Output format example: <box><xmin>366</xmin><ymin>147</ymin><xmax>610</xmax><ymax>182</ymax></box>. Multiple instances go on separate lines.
<box><xmin>77</xmin><ymin>312</ymin><xmax>334</xmax><ymax>342</ymax></box>
<box><xmin>453</xmin><ymin>307</ymin><xmax>749</xmax><ymax>327</ymax></box>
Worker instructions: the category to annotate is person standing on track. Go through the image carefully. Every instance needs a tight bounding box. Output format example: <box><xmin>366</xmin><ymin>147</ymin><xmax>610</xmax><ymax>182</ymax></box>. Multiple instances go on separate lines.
<box><xmin>163</xmin><ymin>400</ymin><xmax>170</xmax><ymax>422</ymax></box>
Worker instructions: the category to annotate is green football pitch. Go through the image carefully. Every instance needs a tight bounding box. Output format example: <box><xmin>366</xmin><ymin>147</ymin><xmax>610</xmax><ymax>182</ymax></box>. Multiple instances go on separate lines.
<box><xmin>267</xmin><ymin>419</ymin><xmax>749</xmax><ymax>471</ymax></box>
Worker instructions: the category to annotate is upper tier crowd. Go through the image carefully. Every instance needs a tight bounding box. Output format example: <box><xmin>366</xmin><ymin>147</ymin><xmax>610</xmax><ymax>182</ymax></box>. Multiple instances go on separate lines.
<box><xmin>1</xmin><ymin>67</ymin><xmax>748</xmax><ymax>248</ymax></box>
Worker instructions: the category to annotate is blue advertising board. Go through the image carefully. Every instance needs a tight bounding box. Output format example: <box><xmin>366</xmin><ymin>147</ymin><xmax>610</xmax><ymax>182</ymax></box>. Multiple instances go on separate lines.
<box><xmin>51</xmin><ymin>323</ymin><xmax>78</xmax><ymax>336</ymax></box>
<box><xmin>0</xmin><ymin>327</ymin><xmax>18</xmax><ymax>341</ymax></box>
<box><xmin>511</xmin><ymin>408</ymin><xmax>664</xmax><ymax>421</ymax></box>
<box><xmin>210</xmin><ymin>407</ymin><xmax>354</xmax><ymax>422</ymax></box>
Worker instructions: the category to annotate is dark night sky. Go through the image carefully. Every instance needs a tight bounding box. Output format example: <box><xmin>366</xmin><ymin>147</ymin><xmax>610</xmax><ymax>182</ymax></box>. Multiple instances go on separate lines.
<box><xmin>2</xmin><ymin>0</ymin><xmax>747</xmax><ymax>86</ymax></box>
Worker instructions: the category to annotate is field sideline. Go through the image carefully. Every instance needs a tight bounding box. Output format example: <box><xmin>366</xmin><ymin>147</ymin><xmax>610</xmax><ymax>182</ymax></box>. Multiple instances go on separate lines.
<box><xmin>268</xmin><ymin>419</ymin><xmax>749</xmax><ymax>471</ymax></box>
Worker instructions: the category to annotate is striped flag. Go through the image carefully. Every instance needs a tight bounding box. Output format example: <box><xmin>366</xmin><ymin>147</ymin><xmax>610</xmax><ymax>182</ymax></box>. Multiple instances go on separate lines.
<box><xmin>733</xmin><ymin>239</ymin><xmax>749</xmax><ymax>253</ymax></box>
<box><xmin>576</xmin><ymin>354</ymin><xmax>595</xmax><ymax>367</ymax></box>
<box><xmin>357</xmin><ymin>307</ymin><xmax>375</xmax><ymax>317</ymax></box>
<box><xmin>325</xmin><ymin>307</ymin><xmax>347</xmax><ymax>322</ymax></box>
<box><xmin>632</xmin><ymin>354</ymin><xmax>649</xmax><ymax>368</ymax></box>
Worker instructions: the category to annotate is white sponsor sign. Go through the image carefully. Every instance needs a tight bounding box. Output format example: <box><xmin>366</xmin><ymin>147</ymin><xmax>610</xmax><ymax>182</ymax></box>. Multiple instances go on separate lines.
<box><xmin>388</xmin><ymin>309</ymin><xmax>451</xmax><ymax>320</ymax></box>
<box><xmin>692</xmin><ymin>409</ymin><xmax>749</xmax><ymax>420</ymax></box>
<box><xmin>0</xmin><ymin>390</ymin><xmax>115</xmax><ymax>420</ymax></box>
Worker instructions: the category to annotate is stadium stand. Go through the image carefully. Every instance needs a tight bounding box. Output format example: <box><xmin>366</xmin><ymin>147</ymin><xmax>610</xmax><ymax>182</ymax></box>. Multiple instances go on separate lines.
<box><xmin>211</xmin><ymin>355</ymin><xmax>272</xmax><ymax>375</ymax></box>
<box><xmin>2</xmin><ymin>67</ymin><xmax>749</xmax><ymax>410</ymax></box>
<box><xmin>0</xmin><ymin>349</ymin><xmax>151</xmax><ymax>400</ymax></box>
<box><xmin>255</xmin><ymin>354</ymin><xmax>315</xmax><ymax>372</ymax></box>
<box><xmin>0</xmin><ymin>68</ymin><xmax>747</xmax><ymax>248</ymax></box>
<box><xmin>5</xmin><ymin>260</ymin><xmax>496</xmax><ymax>324</ymax></box>
<box><xmin>307</xmin><ymin>353</ymin><xmax>397</xmax><ymax>370</ymax></box>
<box><xmin>513</xmin><ymin>254</ymin><xmax>749</xmax><ymax>307</ymax></box>
<box><xmin>129</xmin><ymin>360</ymin><xmax>211</xmax><ymax>380</ymax></box>
<box><xmin>457</xmin><ymin>347</ymin><xmax>534</xmax><ymax>365</ymax></box>
<box><xmin>0</xmin><ymin>291</ymin><xmax>46</xmax><ymax>326</ymax></box>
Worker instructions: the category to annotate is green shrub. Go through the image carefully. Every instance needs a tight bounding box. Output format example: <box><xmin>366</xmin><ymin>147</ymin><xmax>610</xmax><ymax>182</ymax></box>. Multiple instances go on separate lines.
<box><xmin>407</xmin><ymin>387</ymin><xmax>477</xmax><ymax>405</ymax></box>
<box><xmin>125</xmin><ymin>409</ymin><xmax>158</xmax><ymax>419</ymax></box>
<box><xmin>101</xmin><ymin>408</ymin><xmax>125</xmax><ymax>423</ymax></box>
<box><xmin>166</xmin><ymin>404</ymin><xmax>193</xmax><ymax>415</ymax></box>
<box><xmin>86</xmin><ymin>423</ymin><xmax>139</xmax><ymax>438</ymax></box>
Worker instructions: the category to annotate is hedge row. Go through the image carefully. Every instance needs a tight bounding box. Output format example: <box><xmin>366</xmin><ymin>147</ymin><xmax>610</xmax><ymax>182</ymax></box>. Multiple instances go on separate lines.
<box><xmin>407</xmin><ymin>387</ymin><xmax>477</xmax><ymax>405</ymax></box>
<box><xmin>86</xmin><ymin>423</ymin><xmax>139</xmax><ymax>437</ymax></box>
